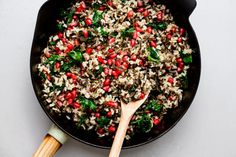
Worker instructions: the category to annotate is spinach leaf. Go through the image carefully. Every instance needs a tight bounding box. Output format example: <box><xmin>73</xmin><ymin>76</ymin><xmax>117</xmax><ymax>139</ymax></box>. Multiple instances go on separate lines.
<box><xmin>48</xmin><ymin>41</ymin><xmax>56</xmax><ymax>46</ymax></box>
<box><xmin>147</xmin><ymin>47</ymin><xmax>160</xmax><ymax>63</ymax></box>
<box><xmin>57</xmin><ymin>23</ymin><xmax>64</xmax><ymax>31</ymax></box>
<box><xmin>183</xmin><ymin>55</ymin><xmax>192</xmax><ymax>64</ymax></box>
<box><xmin>79</xmin><ymin>97</ymin><xmax>97</xmax><ymax>111</ymax></box>
<box><xmin>92</xmin><ymin>3</ymin><xmax>100</xmax><ymax>9</ymax></box>
<box><xmin>94</xmin><ymin>65</ymin><xmax>103</xmax><ymax>77</ymax></box>
<box><xmin>97</xmin><ymin>116</ymin><xmax>110</xmax><ymax>128</ymax></box>
<box><xmin>145</xmin><ymin>100</ymin><xmax>163</xmax><ymax>112</ymax></box>
<box><xmin>68</xmin><ymin>50</ymin><xmax>84</xmax><ymax>63</ymax></box>
<box><xmin>60</xmin><ymin>60</ymin><xmax>74</xmax><ymax>72</ymax></box>
<box><xmin>121</xmin><ymin>27</ymin><xmax>135</xmax><ymax>38</ymax></box>
<box><xmin>92</xmin><ymin>10</ymin><xmax>103</xmax><ymax>27</ymax></box>
<box><xmin>39</xmin><ymin>71</ymin><xmax>46</xmax><ymax>80</ymax></box>
<box><xmin>77</xmin><ymin>114</ymin><xmax>87</xmax><ymax>127</ymax></box>
<box><xmin>148</xmin><ymin>22</ymin><xmax>167</xmax><ymax>31</ymax></box>
<box><xmin>180</xmin><ymin>75</ymin><xmax>188</xmax><ymax>89</ymax></box>
<box><xmin>44</xmin><ymin>54</ymin><xmax>62</xmax><ymax>64</ymax></box>
<box><xmin>132</xmin><ymin>115</ymin><xmax>152</xmax><ymax>133</ymax></box>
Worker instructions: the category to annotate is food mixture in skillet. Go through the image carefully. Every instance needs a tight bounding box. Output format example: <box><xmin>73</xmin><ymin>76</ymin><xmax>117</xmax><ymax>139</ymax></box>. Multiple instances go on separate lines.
<box><xmin>37</xmin><ymin>0</ymin><xmax>193</xmax><ymax>139</ymax></box>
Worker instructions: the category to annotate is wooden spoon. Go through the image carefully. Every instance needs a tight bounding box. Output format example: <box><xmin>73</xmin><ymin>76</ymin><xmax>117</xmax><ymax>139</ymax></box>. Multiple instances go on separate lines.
<box><xmin>109</xmin><ymin>92</ymin><xmax>150</xmax><ymax>157</ymax></box>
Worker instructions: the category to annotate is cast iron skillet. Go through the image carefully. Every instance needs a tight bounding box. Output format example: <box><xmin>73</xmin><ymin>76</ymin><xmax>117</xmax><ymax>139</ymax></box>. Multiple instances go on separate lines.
<box><xmin>31</xmin><ymin>0</ymin><xmax>201</xmax><ymax>151</ymax></box>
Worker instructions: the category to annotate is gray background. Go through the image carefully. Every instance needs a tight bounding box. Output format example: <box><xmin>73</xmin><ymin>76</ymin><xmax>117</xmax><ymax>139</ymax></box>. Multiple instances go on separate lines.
<box><xmin>0</xmin><ymin>0</ymin><xmax>236</xmax><ymax>156</ymax></box>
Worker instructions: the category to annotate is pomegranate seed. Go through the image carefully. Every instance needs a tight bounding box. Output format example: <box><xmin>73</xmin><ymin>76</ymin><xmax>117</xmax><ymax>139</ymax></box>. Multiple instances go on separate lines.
<box><xmin>96</xmin><ymin>45</ymin><xmax>103</xmax><ymax>50</ymax></box>
<box><xmin>133</xmin><ymin>22</ymin><xmax>139</xmax><ymax>27</ymax></box>
<box><xmin>156</xmin><ymin>11</ymin><xmax>163</xmax><ymax>21</ymax></box>
<box><xmin>108</xmin><ymin>38</ymin><xmax>116</xmax><ymax>44</ymax></box>
<box><xmin>56</xmin><ymin>101</ymin><xmax>63</xmax><ymax>107</ymax></box>
<box><xmin>73</xmin><ymin>102</ymin><xmax>81</xmax><ymax>108</ymax></box>
<box><xmin>83</xmin><ymin>30</ymin><xmax>89</xmax><ymax>38</ymax></box>
<box><xmin>97</xmin><ymin>128</ymin><xmax>104</xmax><ymax>134</ymax></box>
<box><xmin>112</xmin><ymin>70</ymin><xmax>118</xmax><ymax>77</ymax></box>
<box><xmin>137</xmin><ymin>0</ymin><xmax>143</xmax><ymax>7</ymax></box>
<box><xmin>116</xmin><ymin>69</ymin><xmax>122</xmax><ymax>75</ymax></box>
<box><xmin>85</xmin><ymin>18</ymin><xmax>92</xmax><ymax>26</ymax></box>
<box><xmin>95</xmin><ymin>113</ymin><xmax>100</xmax><ymax>118</ymax></box>
<box><xmin>107</xmin><ymin>59</ymin><xmax>113</xmax><ymax>65</ymax></box>
<box><xmin>107</xmin><ymin>0</ymin><xmax>113</xmax><ymax>6</ymax></box>
<box><xmin>130</xmin><ymin>39</ymin><xmax>136</xmax><ymax>47</ymax></box>
<box><xmin>166</xmin><ymin>33</ymin><xmax>172</xmax><ymax>39</ymax></box>
<box><xmin>58</xmin><ymin>32</ymin><xmax>63</xmax><ymax>38</ymax></box>
<box><xmin>71</xmin><ymin>73</ymin><xmax>76</xmax><ymax>80</ymax></box>
<box><xmin>119</xmin><ymin>51</ymin><xmax>127</xmax><ymax>56</ymax></box>
<box><xmin>127</xmin><ymin>10</ymin><xmax>134</xmax><ymax>18</ymax></box>
<box><xmin>109</xmin><ymin>53</ymin><xmax>117</xmax><ymax>59</ymax></box>
<box><xmin>107</xmin><ymin>111</ymin><xmax>112</xmax><ymax>117</ymax></box>
<box><xmin>153</xmin><ymin>118</ymin><xmax>160</xmax><ymax>125</ymax></box>
<box><xmin>177</xmin><ymin>67</ymin><xmax>183</xmax><ymax>73</ymax></box>
<box><xmin>103</xmin><ymin>78</ymin><xmax>111</xmax><ymax>86</ymax></box>
<box><xmin>108</xmin><ymin>48</ymin><xmax>114</xmax><ymax>53</ymax></box>
<box><xmin>146</xmin><ymin>27</ymin><xmax>152</xmax><ymax>33</ymax></box>
<box><xmin>71</xmin><ymin>89</ymin><xmax>77</xmax><ymax>98</ymax></box>
<box><xmin>86</xmin><ymin>47</ymin><xmax>93</xmax><ymax>54</ymax></box>
<box><xmin>76</xmin><ymin>7</ymin><xmax>83</xmax><ymax>13</ymax></box>
<box><xmin>106</xmin><ymin>101</ymin><xmax>118</xmax><ymax>107</ymax></box>
<box><xmin>104</xmin><ymin>67</ymin><xmax>110</xmax><ymax>75</ymax></box>
<box><xmin>65</xmin><ymin>93</ymin><xmax>72</xmax><ymax>100</ymax></box>
<box><xmin>98</xmin><ymin>6</ymin><xmax>106</xmax><ymax>11</ymax></box>
<box><xmin>46</xmin><ymin>75</ymin><xmax>51</xmax><ymax>81</ymax></box>
<box><xmin>115</xmin><ymin>59</ymin><xmax>121</xmax><ymax>67</ymax></box>
<box><xmin>131</xmin><ymin>54</ymin><xmax>137</xmax><ymax>61</ymax></box>
<box><xmin>133</xmin><ymin>31</ymin><xmax>138</xmax><ymax>39</ymax></box>
<box><xmin>178</xmin><ymin>62</ymin><xmax>184</xmax><ymax>68</ymax></box>
<box><xmin>122</xmin><ymin>56</ymin><xmax>129</xmax><ymax>62</ymax></box>
<box><xmin>135</xmin><ymin>27</ymin><xmax>142</xmax><ymax>32</ymax></box>
<box><xmin>97</xmin><ymin>56</ymin><xmax>104</xmax><ymax>64</ymax></box>
<box><xmin>73</xmin><ymin>15</ymin><xmax>77</xmax><ymax>19</ymax></box>
<box><xmin>140</xmin><ymin>92</ymin><xmax>145</xmax><ymax>99</ymax></box>
<box><xmin>68</xmin><ymin>98</ymin><xmax>73</xmax><ymax>104</ymax></box>
<box><xmin>139</xmin><ymin>59</ymin><xmax>144</xmax><ymax>65</ymax></box>
<box><xmin>74</xmin><ymin>39</ymin><xmax>79</xmax><ymax>47</ymax></box>
<box><xmin>67</xmin><ymin>44</ymin><xmax>74</xmax><ymax>50</ymax></box>
<box><xmin>167</xmin><ymin>77</ymin><xmax>174</xmax><ymax>84</ymax></box>
<box><xmin>143</xmin><ymin>9</ymin><xmax>149</xmax><ymax>17</ymax></box>
<box><xmin>80</xmin><ymin>2</ymin><xmax>86</xmax><ymax>9</ymax></box>
<box><xmin>150</xmin><ymin>41</ymin><xmax>157</xmax><ymax>47</ymax></box>
<box><xmin>176</xmin><ymin>58</ymin><xmax>183</xmax><ymax>63</ymax></box>
<box><xmin>103</xmin><ymin>86</ymin><xmax>110</xmax><ymax>92</ymax></box>
<box><xmin>177</xmin><ymin>37</ymin><xmax>183</xmax><ymax>43</ymax></box>
<box><xmin>55</xmin><ymin>62</ymin><xmax>60</xmax><ymax>69</ymax></box>
<box><xmin>123</xmin><ymin>61</ymin><xmax>129</xmax><ymax>69</ymax></box>
<box><xmin>108</xmin><ymin>126</ymin><xmax>116</xmax><ymax>133</ymax></box>
<box><xmin>66</xmin><ymin>72</ymin><xmax>72</xmax><ymax>77</ymax></box>
<box><xmin>172</xmin><ymin>26</ymin><xmax>177</xmax><ymax>33</ymax></box>
<box><xmin>137</xmin><ymin>8</ymin><xmax>144</xmax><ymax>13</ymax></box>
<box><xmin>61</xmin><ymin>38</ymin><xmax>67</xmax><ymax>44</ymax></box>
<box><xmin>179</xmin><ymin>28</ymin><xmax>185</xmax><ymax>36</ymax></box>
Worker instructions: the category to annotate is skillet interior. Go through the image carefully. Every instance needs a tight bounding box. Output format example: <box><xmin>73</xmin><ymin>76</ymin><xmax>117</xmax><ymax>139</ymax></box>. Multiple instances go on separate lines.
<box><xmin>30</xmin><ymin>0</ymin><xmax>201</xmax><ymax>149</ymax></box>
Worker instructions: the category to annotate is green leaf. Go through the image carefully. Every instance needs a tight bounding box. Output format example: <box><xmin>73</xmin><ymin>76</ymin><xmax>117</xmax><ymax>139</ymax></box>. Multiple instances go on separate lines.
<box><xmin>68</xmin><ymin>50</ymin><xmax>84</xmax><ymax>63</ymax></box>
<box><xmin>48</xmin><ymin>41</ymin><xmax>56</xmax><ymax>46</ymax></box>
<box><xmin>147</xmin><ymin>47</ymin><xmax>160</xmax><ymax>63</ymax></box>
<box><xmin>148</xmin><ymin>22</ymin><xmax>167</xmax><ymax>31</ymax></box>
<box><xmin>92</xmin><ymin>3</ymin><xmax>100</xmax><ymax>9</ymax></box>
<box><xmin>60</xmin><ymin>60</ymin><xmax>74</xmax><ymax>72</ymax></box>
<box><xmin>77</xmin><ymin>114</ymin><xmax>87</xmax><ymax>127</ymax></box>
<box><xmin>94</xmin><ymin>65</ymin><xmax>103</xmax><ymax>77</ymax></box>
<box><xmin>57</xmin><ymin>23</ymin><xmax>64</xmax><ymax>31</ymax></box>
<box><xmin>183</xmin><ymin>54</ymin><xmax>192</xmax><ymax>64</ymax></box>
<box><xmin>121</xmin><ymin>27</ymin><xmax>135</xmax><ymax>38</ymax></box>
<box><xmin>79</xmin><ymin>97</ymin><xmax>97</xmax><ymax>111</ymax></box>
<box><xmin>180</xmin><ymin>75</ymin><xmax>188</xmax><ymax>89</ymax></box>
<box><xmin>111</xmin><ymin>31</ymin><xmax>118</xmax><ymax>37</ymax></box>
<box><xmin>44</xmin><ymin>54</ymin><xmax>62</xmax><ymax>64</ymax></box>
<box><xmin>146</xmin><ymin>100</ymin><xmax>163</xmax><ymax>112</ymax></box>
<box><xmin>66</xmin><ymin>8</ymin><xmax>76</xmax><ymax>24</ymax></box>
<box><xmin>92</xmin><ymin>10</ymin><xmax>103</xmax><ymax>27</ymax></box>
<box><xmin>97</xmin><ymin>116</ymin><xmax>110</xmax><ymax>128</ymax></box>
<box><xmin>132</xmin><ymin>115</ymin><xmax>152</xmax><ymax>133</ymax></box>
<box><xmin>39</xmin><ymin>71</ymin><xmax>46</xmax><ymax>80</ymax></box>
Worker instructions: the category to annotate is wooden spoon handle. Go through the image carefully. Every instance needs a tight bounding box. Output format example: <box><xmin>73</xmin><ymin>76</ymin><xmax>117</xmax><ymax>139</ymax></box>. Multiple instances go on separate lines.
<box><xmin>33</xmin><ymin>134</ymin><xmax>61</xmax><ymax>157</ymax></box>
<box><xmin>109</xmin><ymin>115</ymin><xmax>131</xmax><ymax>157</ymax></box>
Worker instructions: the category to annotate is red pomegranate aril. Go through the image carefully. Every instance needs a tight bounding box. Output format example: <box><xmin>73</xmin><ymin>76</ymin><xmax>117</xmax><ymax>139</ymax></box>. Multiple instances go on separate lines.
<box><xmin>97</xmin><ymin>56</ymin><xmax>104</xmax><ymax>64</ymax></box>
<box><xmin>139</xmin><ymin>59</ymin><xmax>144</xmax><ymax>65</ymax></box>
<box><xmin>156</xmin><ymin>12</ymin><xmax>163</xmax><ymax>21</ymax></box>
<box><xmin>177</xmin><ymin>67</ymin><xmax>182</xmax><ymax>73</ymax></box>
<box><xmin>68</xmin><ymin>98</ymin><xmax>73</xmax><ymax>104</ymax></box>
<box><xmin>98</xmin><ymin>6</ymin><xmax>106</xmax><ymax>11</ymax></box>
<box><xmin>143</xmin><ymin>9</ymin><xmax>149</xmax><ymax>17</ymax></box>
<box><xmin>108</xmin><ymin>38</ymin><xmax>116</xmax><ymax>44</ymax></box>
<box><xmin>95</xmin><ymin>113</ymin><xmax>100</xmax><ymax>118</ymax></box>
<box><xmin>107</xmin><ymin>59</ymin><xmax>113</xmax><ymax>65</ymax></box>
<box><xmin>80</xmin><ymin>2</ymin><xmax>86</xmax><ymax>9</ymax></box>
<box><xmin>176</xmin><ymin>58</ymin><xmax>183</xmax><ymax>63</ymax></box>
<box><xmin>109</xmin><ymin>53</ymin><xmax>117</xmax><ymax>59</ymax></box>
<box><xmin>108</xmin><ymin>48</ymin><xmax>114</xmax><ymax>53</ymax></box>
<box><xmin>131</xmin><ymin>54</ymin><xmax>137</xmax><ymax>61</ymax></box>
<box><xmin>58</xmin><ymin>32</ymin><xmax>63</xmax><ymax>38</ymax></box>
<box><xmin>146</xmin><ymin>27</ymin><xmax>152</xmax><ymax>33</ymax></box>
<box><xmin>178</xmin><ymin>62</ymin><xmax>184</xmax><ymax>68</ymax></box>
<box><xmin>61</xmin><ymin>38</ymin><xmax>67</xmax><ymax>43</ymax></box>
<box><xmin>103</xmin><ymin>78</ymin><xmax>110</xmax><ymax>86</ymax></box>
<box><xmin>137</xmin><ymin>0</ymin><xmax>143</xmax><ymax>7</ymax></box>
<box><xmin>177</xmin><ymin>37</ymin><xmax>183</xmax><ymax>43</ymax></box>
<box><xmin>107</xmin><ymin>111</ymin><xmax>112</xmax><ymax>117</ymax></box>
<box><xmin>153</xmin><ymin>118</ymin><xmax>160</xmax><ymax>125</ymax></box>
<box><xmin>112</xmin><ymin>70</ymin><xmax>118</xmax><ymax>77</ymax></box>
<box><xmin>97</xmin><ymin>128</ymin><xmax>104</xmax><ymax>135</ymax></box>
<box><xmin>130</xmin><ymin>39</ymin><xmax>136</xmax><ymax>47</ymax></box>
<box><xmin>133</xmin><ymin>22</ymin><xmax>139</xmax><ymax>27</ymax></box>
<box><xmin>167</xmin><ymin>77</ymin><xmax>174</xmax><ymax>84</ymax></box>
<box><xmin>135</xmin><ymin>27</ymin><xmax>142</xmax><ymax>32</ymax></box>
<box><xmin>107</xmin><ymin>0</ymin><xmax>113</xmax><ymax>6</ymax></box>
<box><xmin>123</xmin><ymin>62</ymin><xmax>129</xmax><ymax>69</ymax></box>
<box><xmin>76</xmin><ymin>7</ymin><xmax>82</xmax><ymax>13</ymax></box>
<box><xmin>71</xmin><ymin>73</ymin><xmax>76</xmax><ymax>80</ymax></box>
<box><xmin>83</xmin><ymin>30</ymin><xmax>88</xmax><ymax>38</ymax></box>
<box><xmin>56</xmin><ymin>101</ymin><xmax>63</xmax><ymax>107</ymax></box>
<box><xmin>172</xmin><ymin>26</ymin><xmax>177</xmax><ymax>33</ymax></box>
<box><xmin>73</xmin><ymin>102</ymin><xmax>81</xmax><ymax>108</ymax></box>
<box><xmin>71</xmin><ymin>89</ymin><xmax>77</xmax><ymax>98</ymax></box>
<box><xmin>115</xmin><ymin>60</ymin><xmax>121</xmax><ymax>67</ymax></box>
<box><xmin>86</xmin><ymin>47</ymin><xmax>93</xmax><ymax>54</ymax></box>
<box><xmin>106</xmin><ymin>101</ymin><xmax>118</xmax><ymax>107</ymax></box>
<box><xmin>67</xmin><ymin>44</ymin><xmax>74</xmax><ymax>50</ymax></box>
<box><xmin>108</xmin><ymin>126</ymin><xmax>116</xmax><ymax>133</ymax></box>
<box><xmin>137</xmin><ymin>8</ymin><xmax>144</xmax><ymax>13</ymax></box>
<box><xmin>96</xmin><ymin>45</ymin><xmax>103</xmax><ymax>50</ymax></box>
<box><xmin>104</xmin><ymin>67</ymin><xmax>110</xmax><ymax>75</ymax></box>
<box><xmin>127</xmin><ymin>10</ymin><xmax>134</xmax><ymax>18</ymax></box>
<box><xmin>133</xmin><ymin>31</ymin><xmax>138</xmax><ymax>39</ymax></box>
<box><xmin>46</xmin><ymin>75</ymin><xmax>51</xmax><ymax>81</ymax></box>
<box><xmin>140</xmin><ymin>92</ymin><xmax>145</xmax><ymax>99</ymax></box>
<box><xmin>116</xmin><ymin>69</ymin><xmax>122</xmax><ymax>75</ymax></box>
<box><xmin>85</xmin><ymin>18</ymin><xmax>92</xmax><ymax>25</ymax></box>
<box><xmin>150</xmin><ymin>41</ymin><xmax>157</xmax><ymax>47</ymax></box>
<box><xmin>122</xmin><ymin>56</ymin><xmax>129</xmax><ymax>62</ymax></box>
<box><xmin>66</xmin><ymin>72</ymin><xmax>72</xmax><ymax>77</ymax></box>
<box><xmin>166</xmin><ymin>33</ymin><xmax>172</xmax><ymax>39</ymax></box>
<box><xmin>65</xmin><ymin>93</ymin><xmax>72</xmax><ymax>100</ymax></box>
<box><xmin>179</xmin><ymin>28</ymin><xmax>185</xmax><ymax>36</ymax></box>
<box><xmin>103</xmin><ymin>86</ymin><xmax>110</xmax><ymax>92</ymax></box>
<box><xmin>55</xmin><ymin>62</ymin><xmax>60</xmax><ymax>69</ymax></box>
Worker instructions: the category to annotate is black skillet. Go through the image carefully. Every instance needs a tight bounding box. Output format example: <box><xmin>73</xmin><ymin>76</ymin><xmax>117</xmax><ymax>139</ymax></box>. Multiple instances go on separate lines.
<box><xmin>31</xmin><ymin>0</ymin><xmax>201</xmax><ymax>156</ymax></box>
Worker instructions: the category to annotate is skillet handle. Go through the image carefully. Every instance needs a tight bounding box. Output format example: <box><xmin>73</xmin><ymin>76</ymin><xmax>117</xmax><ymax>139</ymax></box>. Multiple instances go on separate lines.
<box><xmin>33</xmin><ymin>125</ymin><xmax>68</xmax><ymax>157</ymax></box>
<box><xmin>175</xmin><ymin>0</ymin><xmax>197</xmax><ymax>17</ymax></box>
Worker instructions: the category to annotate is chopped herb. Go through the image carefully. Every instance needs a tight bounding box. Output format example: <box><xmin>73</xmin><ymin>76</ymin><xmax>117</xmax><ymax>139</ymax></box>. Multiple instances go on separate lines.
<box><xmin>132</xmin><ymin>115</ymin><xmax>152</xmax><ymax>133</ymax></box>
<box><xmin>99</xmin><ymin>27</ymin><xmax>109</xmax><ymax>37</ymax></box>
<box><xmin>44</xmin><ymin>54</ymin><xmax>62</xmax><ymax>64</ymax></box>
<box><xmin>121</xmin><ymin>27</ymin><xmax>135</xmax><ymax>38</ymax></box>
<box><xmin>147</xmin><ymin>46</ymin><xmax>160</xmax><ymax>63</ymax></box>
<box><xmin>48</xmin><ymin>41</ymin><xmax>56</xmax><ymax>46</ymax></box>
<box><xmin>180</xmin><ymin>75</ymin><xmax>188</xmax><ymax>89</ymax></box>
<box><xmin>111</xmin><ymin>31</ymin><xmax>118</xmax><ymax>37</ymax></box>
<box><xmin>57</xmin><ymin>23</ymin><xmax>64</xmax><ymax>31</ymax></box>
<box><xmin>66</xmin><ymin>7</ymin><xmax>76</xmax><ymax>24</ymax></box>
<box><xmin>94</xmin><ymin>65</ymin><xmax>103</xmax><ymax>77</ymax></box>
<box><xmin>79</xmin><ymin>97</ymin><xmax>97</xmax><ymax>111</ymax></box>
<box><xmin>97</xmin><ymin>116</ymin><xmax>110</xmax><ymax>128</ymax></box>
<box><xmin>77</xmin><ymin>114</ymin><xmax>87</xmax><ymax>127</ymax></box>
<box><xmin>68</xmin><ymin>50</ymin><xmax>84</xmax><ymax>63</ymax></box>
<box><xmin>92</xmin><ymin>3</ymin><xmax>101</xmax><ymax>9</ymax></box>
<box><xmin>148</xmin><ymin>22</ymin><xmax>167</xmax><ymax>31</ymax></box>
<box><xmin>92</xmin><ymin>10</ymin><xmax>103</xmax><ymax>27</ymax></box>
<box><xmin>183</xmin><ymin>54</ymin><xmax>192</xmax><ymax>64</ymax></box>
<box><xmin>145</xmin><ymin>100</ymin><xmax>163</xmax><ymax>112</ymax></box>
<box><xmin>39</xmin><ymin>71</ymin><xmax>46</xmax><ymax>80</ymax></box>
<box><xmin>60</xmin><ymin>60</ymin><xmax>74</xmax><ymax>72</ymax></box>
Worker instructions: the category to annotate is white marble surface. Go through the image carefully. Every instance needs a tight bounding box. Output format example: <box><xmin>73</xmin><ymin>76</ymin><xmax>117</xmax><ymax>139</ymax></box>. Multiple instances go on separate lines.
<box><xmin>0</xmin><ymin>0</ymin><xmax>236</xmax><ymax>156</ymax></box>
